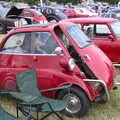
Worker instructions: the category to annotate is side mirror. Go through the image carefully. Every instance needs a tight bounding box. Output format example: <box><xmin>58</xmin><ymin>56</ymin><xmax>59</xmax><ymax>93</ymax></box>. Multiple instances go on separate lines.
<box><xmin>59</xmin><ymin>58</ymin><xmax>76</xmax><ymax>71</ymax></box>
<box><xmin>108</xmin><ymin>35</ymin><xmax>114</xmax><ymax>41</ymax></box>
<box><xmin>54</xmin><ymin>47</ymin><xmax>63</xmax><ymax>55</ymax></box>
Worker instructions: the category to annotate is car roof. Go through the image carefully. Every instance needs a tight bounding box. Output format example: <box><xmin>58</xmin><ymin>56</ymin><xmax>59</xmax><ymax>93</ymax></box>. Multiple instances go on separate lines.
<box><xmin>14</xmin><ymin>22</ymin><xmax>52</xmax><ymax>30</ymax></box>
<box><xmin>65</xmin><ymin>17</ymin><xmax>117</xmax><ymax>24</ymax></box>
<box><xmin>7</xmin><ymin>21</ymin><xmax>75</xmax><ymax>35</ymax></box>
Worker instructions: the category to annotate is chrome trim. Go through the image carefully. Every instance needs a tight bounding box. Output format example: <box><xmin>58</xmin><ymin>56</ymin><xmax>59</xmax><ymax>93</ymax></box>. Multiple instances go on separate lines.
<box><xmin>0</xmin><ymin>52</ymin><xmax>64</xmax><ymax>56</ymax></box>
<box><xmin>83</xmin><ymin>79</ymin><xmax>110</xmax><ymax>100</ymax></box>
<box><xmin>113</xmin><ymin>64</ymin><xmax>120</xmax><ymax>67</ymax></box>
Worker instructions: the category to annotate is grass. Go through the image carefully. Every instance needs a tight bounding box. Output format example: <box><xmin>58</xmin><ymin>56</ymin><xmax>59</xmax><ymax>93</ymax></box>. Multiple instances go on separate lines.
<box><xmin>0</xmin><ymin>77</ymin><xmax>120</xmax><ymax>120</ymax></box>
<box><xmin>0</xmin><ymin>34</ymin><xmax>120</xmax><ymax>119</ymax></box>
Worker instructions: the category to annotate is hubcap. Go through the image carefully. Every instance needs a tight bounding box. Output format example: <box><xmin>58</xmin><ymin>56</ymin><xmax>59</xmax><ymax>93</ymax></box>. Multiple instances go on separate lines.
<box><xmin>63</xmin><ymin>93</ymin><xmax>81</xmax><ymax>114</ymax></box>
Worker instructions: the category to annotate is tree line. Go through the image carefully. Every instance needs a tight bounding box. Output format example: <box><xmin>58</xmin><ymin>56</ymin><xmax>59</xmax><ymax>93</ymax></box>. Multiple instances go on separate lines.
<box><xmin>9</xmin><ymin>0</ymin><xmax>120</xmax><ymax>5</ymax></box>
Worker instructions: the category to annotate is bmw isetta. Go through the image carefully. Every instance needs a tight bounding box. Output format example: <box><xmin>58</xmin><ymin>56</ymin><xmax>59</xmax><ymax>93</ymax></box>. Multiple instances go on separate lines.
<box><xmin>0</xmin><ymin>21</ymin><xmax>116</xmax><ymax>117</ymax></box>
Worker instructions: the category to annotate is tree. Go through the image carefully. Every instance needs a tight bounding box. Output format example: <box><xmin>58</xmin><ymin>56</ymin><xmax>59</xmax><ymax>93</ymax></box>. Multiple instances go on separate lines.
<box><xmin>94</xmin><ymin>0</ymin><xmax>119</xmax><ymax>5</ymax></box>
<box><xmin>51</xmin><ymin>0</ymin><xmax>82</xmax><ymax>4</ymax></box>
<box><xmin>11</xmin><ymin>0</ymin><xmax>39</xmax><ymax>4</ymax></box>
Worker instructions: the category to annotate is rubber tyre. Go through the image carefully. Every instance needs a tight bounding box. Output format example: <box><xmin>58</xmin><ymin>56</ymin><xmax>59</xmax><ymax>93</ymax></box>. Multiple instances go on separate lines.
<box><xmin>57</xmin><ymin>86</ymin><xmax>91</xmax><ymax>118</ymax></box>
<box><xmin>0</xmin><ymin>23</ymin><xmax>6</xmax><ymax>34</ymax></box>
<box><xmin>47</xmin><ymin>14</ymin><xmax>61</xmax><ymax>22</ymax></box>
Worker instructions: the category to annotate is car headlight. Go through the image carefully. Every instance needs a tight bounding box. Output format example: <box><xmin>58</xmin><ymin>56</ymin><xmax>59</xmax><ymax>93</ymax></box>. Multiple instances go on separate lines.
<box><xmin>68</xmin><ymin>58</ymin><xmax>76</xmax><ymax>71</ymax></box>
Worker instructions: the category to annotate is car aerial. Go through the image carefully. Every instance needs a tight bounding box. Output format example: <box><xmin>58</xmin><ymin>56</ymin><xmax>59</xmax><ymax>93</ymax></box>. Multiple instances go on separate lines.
<box><xmin>0</xmin><ymin>21</ymin><xmax>116</xmax><ymax>117</ymax></box>
<box><xmin>65</xmin><ymin>17</ymin><xmax>120</xmax><ymax>65</ymax></box>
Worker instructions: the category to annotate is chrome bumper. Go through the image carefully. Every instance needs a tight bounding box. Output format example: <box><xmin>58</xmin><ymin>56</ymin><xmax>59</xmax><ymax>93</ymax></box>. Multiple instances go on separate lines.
<box><xmin>83</xmin><ymin>79</ymin><xmax>110</xmax><ymax>100</ymax></box>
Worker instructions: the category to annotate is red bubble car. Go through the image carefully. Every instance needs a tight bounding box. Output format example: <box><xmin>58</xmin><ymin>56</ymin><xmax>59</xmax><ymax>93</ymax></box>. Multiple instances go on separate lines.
<box><xmin>0</xmin><ymin>21</ymin><xmax>116</xmax><ymax>117</ymax></box>
<box><xmin>65</xmin><ymin>17</ymin><xmax>120</xmax><ymax>66</ymax></box>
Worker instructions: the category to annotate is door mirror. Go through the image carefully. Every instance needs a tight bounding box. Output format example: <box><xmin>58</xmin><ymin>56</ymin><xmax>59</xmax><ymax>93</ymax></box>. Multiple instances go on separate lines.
<box><xmin>108</xmin><ymin>35</ymin><xmax>114</xmax><ymax>41</ymax></box>
<box><xmin>59</xmin><ymin>58</ymin><xmax>76</xmax><ymax>71</ymax></box>
<box><xmin>54</xmin><ymin>47</ymin><xmax>63</xmax><ymax>55</ymax></box>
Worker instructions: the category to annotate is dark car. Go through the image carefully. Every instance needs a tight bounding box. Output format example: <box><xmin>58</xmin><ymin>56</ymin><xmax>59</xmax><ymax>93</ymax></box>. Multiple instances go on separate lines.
<box><xmin>39</xmin><ymin>6</ymin><xmax>68</xmax><ymax>22</ymax></box>
<box><xmin>0</xmin><ymin>6</ymin><xmax>28</xmax><ymax>33</ymax></box>
<box><xmin>0</xmin><ymin>6</ymin><xmax>46</xmax><ymax>33</ymax></box>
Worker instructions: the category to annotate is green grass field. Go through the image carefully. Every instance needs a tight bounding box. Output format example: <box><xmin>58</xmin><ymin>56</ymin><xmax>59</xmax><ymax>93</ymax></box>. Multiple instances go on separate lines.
<box><xmin>0</xmin><ymin>77</ymin><xmax>120</xmax><ymax>120</ymax></box>
<box><xmin>0</xmin><ymin>34</ymin><xmax>120</xmax><ymax>120</ymax></box>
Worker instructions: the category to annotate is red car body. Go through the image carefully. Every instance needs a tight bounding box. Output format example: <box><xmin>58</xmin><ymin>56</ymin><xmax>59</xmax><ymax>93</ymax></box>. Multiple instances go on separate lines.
<box><xmin>59</xmin><ymin>7</ymin><xmax>89</xmax><ymax>18</ymax></box>
<box><xmin>0</xmin><ymin>21</ymin><xmax>115</xmax><ymax>117</ymax></box>
<box><xmin>20</xmin><ymin>8</ymin><xmax>47</xmax><ymax>23</ymax></box>
<box><xmin>66</xmin><ymin>17</ymin><xmax>120</xmax><ymax>65</ymax></box>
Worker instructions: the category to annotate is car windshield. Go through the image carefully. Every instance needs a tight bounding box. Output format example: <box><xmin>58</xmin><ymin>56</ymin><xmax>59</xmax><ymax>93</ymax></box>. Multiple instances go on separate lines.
<box><xmin>67</xmin><ymin>25</ymin><xmax>91</xmax><ymax>48</ymax></box>
<box><xmin>36</xmin><ymin>10</ymin><xmax>42</xmax><ymax>15</ymax></box>
<box><xmin>111</xmin><ymin>21</ymin><xmax>120</xmax><ymax>37</ymax></box>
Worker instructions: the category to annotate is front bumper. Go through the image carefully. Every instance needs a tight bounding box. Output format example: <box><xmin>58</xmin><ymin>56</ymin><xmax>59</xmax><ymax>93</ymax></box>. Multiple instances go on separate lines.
<box><xmin>83</xmin><ymin>79</ymin><xmax>110</xmax><ymax>101</ymax></box>
<box><xmin>84</xmin><ymin>79</ymin><xmax>120</xmax><ymax>103</ymax></box>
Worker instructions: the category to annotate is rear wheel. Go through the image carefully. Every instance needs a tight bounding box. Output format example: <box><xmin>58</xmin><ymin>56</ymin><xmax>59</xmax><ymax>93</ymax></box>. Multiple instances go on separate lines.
<box><xmin>57</xmin><ymin>86</ymin><xmax>91</xmax><ymax>117</ymax></box>
<box><xmin>0</xmin><ymin>23</ymin><xmax>5</xmax><ymax>34</ymax></box>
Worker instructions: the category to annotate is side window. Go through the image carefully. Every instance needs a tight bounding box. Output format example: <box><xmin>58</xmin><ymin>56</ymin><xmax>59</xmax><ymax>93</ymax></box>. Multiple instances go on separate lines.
<box><xmin>31</xmin><ymin>32</ymin><xmax>59</xmax><ymax>55</ymax></box>
<box><xmin>54</xmin><ymin>26</ymin><xmax>70</xmax><ymax>48</ymax></box>
<box><xmin>95</xmin><ymin>24</ymin><xmax>111</xmax><ymax>38</ymax></box>
<box><xmin>3</xmin><ymin>33</ymin><xmax>31</xmax><ymax>53</ymax></box>
<box><xmin>83</xmin><ymin>24</ymin><xmax>94</xmax><ymax>38</ymax></box>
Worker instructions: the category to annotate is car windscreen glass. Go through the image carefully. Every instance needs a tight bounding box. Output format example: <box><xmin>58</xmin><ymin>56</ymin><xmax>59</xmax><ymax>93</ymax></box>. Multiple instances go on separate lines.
<box><xmin>0</xmin><ymin>8</ymin><xmax>10</xmax><ymax>17</ymax></box>
<box><xmin>36</xmin><ymin>10</ymin><xmax>42</xmax><ymax>15</ymax></box>
<box><xmin>67</xmin><ymin>25</ymin><xmax>91</xmax><ymax>48</ymax></box>
<box><xmin>111</xmin><ymin>21</ymin><xmax>120</xmax><ymax>37</ymax></box>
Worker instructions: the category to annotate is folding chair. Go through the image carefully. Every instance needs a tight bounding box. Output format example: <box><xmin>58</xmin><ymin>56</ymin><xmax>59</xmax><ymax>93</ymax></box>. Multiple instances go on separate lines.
<box><xmin>0</xmin><ymin>104</ymin><xmax>32</xmax><ymax>120</ymax></box>
<box><xmin>7</xmin><ymin>68</ymin><xmax>71</xmax><ymax>120</ymax></box>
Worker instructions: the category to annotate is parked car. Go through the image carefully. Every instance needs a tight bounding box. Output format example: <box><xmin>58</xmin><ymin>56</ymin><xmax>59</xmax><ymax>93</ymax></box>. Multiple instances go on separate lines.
<box><xmin>58</xmin><ymin>7</ymin><xmax>89</xmax><ymax>18</ymax></box>
<box><xmin>100</xmin><ymin>7</ymin><xmax>120</xmax><ymax>20</ymax></box>
<box><xmin>20</xmin><ymin>8</ymin><xmax>47</xmax><ymax>23</ymax></box>
<box><xmin>65</xmin><ymin>17</ymin><xmax>120</xmax><ymax>65</ymax></box>
<box><xmin>0</xmin><ymin>6</ymin><xmax>22</xmax><ymax>33</ymax></box>
<box><xmin>39</xmin><ymin>6</ymin><xmax>67</xmax><ymax>22</ymax></box>
<box><xmin>0</xmin><ymin>6</ymin><xmax>46</xmax><ymax>33</ymax></box>
<box><xmin>0</xmin><ymin>21</ymin><xmax>116</xmax><ymax>117</ymax></box>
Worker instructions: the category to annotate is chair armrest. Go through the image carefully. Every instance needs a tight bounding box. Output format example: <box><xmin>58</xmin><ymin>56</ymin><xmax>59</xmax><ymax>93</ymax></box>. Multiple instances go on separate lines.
<box><xmin>40</xmin><ymin>84</ymin><xmax>72</xmax><ymax>92</ymax></box>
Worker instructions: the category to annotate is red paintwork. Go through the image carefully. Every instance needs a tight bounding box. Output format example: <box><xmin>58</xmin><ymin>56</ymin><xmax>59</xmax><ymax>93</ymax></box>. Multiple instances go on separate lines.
<box><xmin>0</xmin><ymin>21</ymin><xmax>114</xmax><ymax>102</ymax></box>
<box><xmin>20</xmin><ymin>8</ymin><xmax>47</xmax><ymax>23</ymax></box>
<box><xmin>65</xmin><ymin>17</ymin><xmax>120</xmax><ymax>64</ymax></box>
<box><xmin>60</xmin><ymin>7</ymin><xmax>89</xmax><ymax>18</ymax></box>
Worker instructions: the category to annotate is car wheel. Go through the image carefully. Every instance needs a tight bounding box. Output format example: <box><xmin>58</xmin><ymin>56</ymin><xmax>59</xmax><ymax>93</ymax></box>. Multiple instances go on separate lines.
<box><xmin>0</xmin><ymin>23</ymin><xmax>4</xmax><ymax>34</ymax></box>
<box><xmin>47</xmin><ymin>14</ymin><xmax>60</xmax><ymax>22</ymax></box>
<box><xmin>57</xmin><ymin>86</ymin><xmax>91</xmax><ymax>117</ymax></box>
<box><xmin>0</xmin><ymin>23</ymin><xmax>7</xmax><ymax>34</ymax></box>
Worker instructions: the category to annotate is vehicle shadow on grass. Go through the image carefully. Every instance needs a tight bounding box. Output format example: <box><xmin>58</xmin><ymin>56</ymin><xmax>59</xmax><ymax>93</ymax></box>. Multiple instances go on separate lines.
<box><xmin>0</xmin><ymin>85</ymin><xmax>120</xmax><ymax>120</ymax></box>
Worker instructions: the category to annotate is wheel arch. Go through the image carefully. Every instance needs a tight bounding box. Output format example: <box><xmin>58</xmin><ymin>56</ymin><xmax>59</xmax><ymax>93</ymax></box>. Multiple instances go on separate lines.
<box><xmin>56</xmin><ymin>82</ymin><xmax>94</xmax><ymax>102</ymax></box>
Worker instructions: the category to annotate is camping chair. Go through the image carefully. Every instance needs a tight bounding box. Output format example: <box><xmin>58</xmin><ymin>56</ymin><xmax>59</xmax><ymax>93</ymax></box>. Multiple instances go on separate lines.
<box><xmin>7</xmin><ymin>68</ymin><xmax>71</xmax><ymax>120</ymax></box>
<box><xmin>0</xmin><ymin>104</ymin><xmax>32</xmax><ymax>120</ymax></box>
